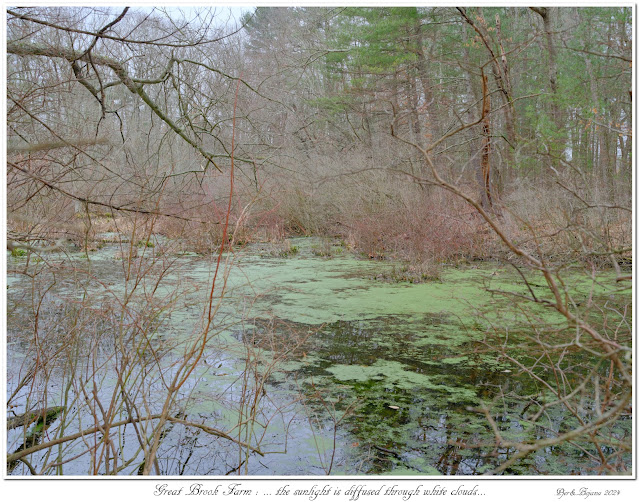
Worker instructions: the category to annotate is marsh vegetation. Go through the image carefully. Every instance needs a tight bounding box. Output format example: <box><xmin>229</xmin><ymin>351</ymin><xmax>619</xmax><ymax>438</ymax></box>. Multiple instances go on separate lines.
<box><xmin>5</xmin><ymin>6</ymin><xmax>632</xmax><ymax>476</ymax></box>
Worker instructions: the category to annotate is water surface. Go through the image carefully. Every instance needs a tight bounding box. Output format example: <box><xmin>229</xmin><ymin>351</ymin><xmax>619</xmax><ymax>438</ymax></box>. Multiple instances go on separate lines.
<box><xmin>6</xmin><ymin>237</ymin><xmax>631</xmax><ymax>475</ymax></box>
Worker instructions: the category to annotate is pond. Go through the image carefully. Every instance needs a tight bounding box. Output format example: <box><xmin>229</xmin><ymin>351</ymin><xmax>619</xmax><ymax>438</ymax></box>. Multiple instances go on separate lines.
<box><xmin>6</xmin><ymin>237</ymin><xmax>632</xmax><ymax>475</ymax></box>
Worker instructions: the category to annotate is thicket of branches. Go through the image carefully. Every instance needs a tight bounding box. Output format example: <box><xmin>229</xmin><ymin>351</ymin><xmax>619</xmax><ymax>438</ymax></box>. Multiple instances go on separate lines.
<box><xmin>5</xmin><ymin>6</ymin><xmax>633</xmax><ymax>475</ymax></box>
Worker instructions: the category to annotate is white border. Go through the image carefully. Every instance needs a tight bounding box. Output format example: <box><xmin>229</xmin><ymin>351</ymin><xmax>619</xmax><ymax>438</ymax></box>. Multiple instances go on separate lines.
<box><xmin>1</xmin><ymin>2</ymin><xmax>636</xmax><ymax>501</ymax></box>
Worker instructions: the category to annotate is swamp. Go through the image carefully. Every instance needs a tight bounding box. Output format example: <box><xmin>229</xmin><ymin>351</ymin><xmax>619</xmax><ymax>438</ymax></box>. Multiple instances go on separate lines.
<box><xmin>5</xmin><ymin>6</ymin><xmax>633</xmax><ymax>477</ymax></box>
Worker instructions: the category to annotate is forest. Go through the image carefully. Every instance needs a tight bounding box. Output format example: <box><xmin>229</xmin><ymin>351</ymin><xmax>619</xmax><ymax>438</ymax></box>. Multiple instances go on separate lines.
<box><xmin>5</xmin><ymin>6</ymin><xmax>633</xmax><ymax>476</ymax></box>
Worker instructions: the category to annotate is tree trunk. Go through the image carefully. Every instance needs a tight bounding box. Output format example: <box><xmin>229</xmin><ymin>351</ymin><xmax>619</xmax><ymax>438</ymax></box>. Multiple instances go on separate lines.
<box><xmin>479</xmin><ymin>73</ymin><xmax>493</xmax><ymax>209</ymax></box>
<box><xmin>531</xmin><ymin>7</ymin><xmax>561</xmax><ymax>127</ymax></box>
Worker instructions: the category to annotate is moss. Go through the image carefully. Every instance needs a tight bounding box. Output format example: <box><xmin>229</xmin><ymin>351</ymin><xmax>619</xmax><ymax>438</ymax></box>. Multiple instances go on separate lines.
<box><xmin>136</xmin><ymin>239</ymin><xmax>155</xmax><ymax>248</ymax></box>
<box><xmin>326</xmin><ymin>359</ymin><xmax>476</xmax><ymax>401</ymax></box>
<box><xmin>7</xmin><ymin>237</ymin><xmax>630</xmax><ymax>475</ymax></box>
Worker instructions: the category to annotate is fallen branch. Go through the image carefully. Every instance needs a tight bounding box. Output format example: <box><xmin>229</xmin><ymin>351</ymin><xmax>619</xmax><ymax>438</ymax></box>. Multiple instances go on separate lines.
<box><xmin>7</xmin><ymin>137</ymin><xmax>111</xmax><ymax>154</ymax></box>
<box><xmin>7</xmin><ymin>406</ymin><xmax>66</xmax><ymax>430</ymax></box>
<box><xmin>6</xmin><ymin>412</ymin><xmax>263</xmax><ymax>467</ymax></box>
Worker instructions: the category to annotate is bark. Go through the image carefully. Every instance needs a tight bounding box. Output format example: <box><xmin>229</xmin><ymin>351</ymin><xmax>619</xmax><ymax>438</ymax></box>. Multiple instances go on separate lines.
<box><xmin>531</xmin><ymin>7</ymin><xmax>561</xmax><ymax>128</ymax></box>
<box><xmin>7</xmin><ymin>137</ymin><xmax>111</xmax><ymax>154</ymax></box>
<box><xmin>479</xmin><ymin>73</ymin><xmax>493</xmax><ymax>209</ymax></box>
<box><xmin>458</xmin><ymin>8</ymin><xmax>515</xmax><ymax>188</ymax></box>
<box><xmin>413</xmin><ymin>16</ymin><xmax>441</xmax><ymax>143</ymax></box>
<box><xmin>407</xmin><ymin>71</ymin><xmax>423</xmax><ymax>148</ymax></box>
<box><xmin>493</xmin><ymin>14</ymin><xmax>512</xmax><ymax>188</ymax></box>
<box><xmin>6</xmin><ymin>41</ymin><xmax>222</xmax><ymax>172</ymax></box>
<box><xmin>7</xmin><ymin>406</ymin><xmax>65</xmax><ymax>430</ymax></box>
<box><xmin>458</xmin><ymin>8</ymin><xmax>515</xmax><ymax>120</ymax></box>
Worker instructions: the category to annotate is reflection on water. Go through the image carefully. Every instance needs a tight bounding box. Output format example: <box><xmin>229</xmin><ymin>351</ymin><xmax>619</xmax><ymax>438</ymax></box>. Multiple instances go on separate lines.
<box><xmin>272</xmin><ymin>316</ymin><xmax>631</xmax><ymax>475</ymax></box>
<box><xmin>6</xmin><ymin>240</ymin><xmax>632</xmax><ymax>475</ymax></box>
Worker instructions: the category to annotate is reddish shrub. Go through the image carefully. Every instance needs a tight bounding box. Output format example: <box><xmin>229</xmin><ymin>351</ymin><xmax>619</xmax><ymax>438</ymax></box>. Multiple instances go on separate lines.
<box><xmin>345</xmin><ymin>187</ymin><xmax>489</xmax><ymax>265</ymax></box>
